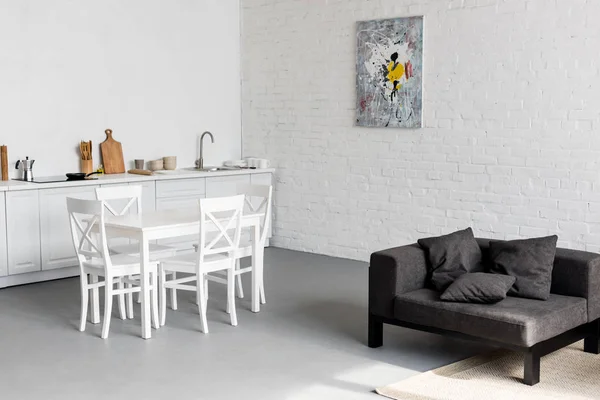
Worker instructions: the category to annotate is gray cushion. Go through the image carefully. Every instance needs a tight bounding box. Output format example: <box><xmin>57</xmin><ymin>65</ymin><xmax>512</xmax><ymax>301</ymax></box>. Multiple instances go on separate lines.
<box><xmin>489</xmin><ymin>236</ymin><xmax>558</xmax><ymax>300</ymax></box>
<box><xmin>418</xmin><ymin>228</ymin><xmax>483</xmax><ymax>291</ymax></box>
<box><xmin>394</xmin><ymin>288</ymin><xmax>587</xmax><ymax>347</ymax></box>
<box><xmin>440</xmin><ymin>273</ymin><xmax>516</xmax><ymax>304</ymax></box>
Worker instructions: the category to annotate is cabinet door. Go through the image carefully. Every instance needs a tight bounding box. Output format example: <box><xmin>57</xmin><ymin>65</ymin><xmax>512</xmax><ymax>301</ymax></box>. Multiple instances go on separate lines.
<box><xmin>0</xmin><ymin>194</ymin><xmax>7</xmax><ymax>277</ymax></box>
<box><xmin>156</xmin><ymin>195</ymin><xmax>204</xmax><ymax>250</ymax></box>
<box><xmin>7</xmin><ymin>190</ymin><xmax>41</xmax><ymax>274</ymax></box>
<box><xmin>97</xmin><ymin>183</ymin><xmax>134</xmax><ymax>248</ymax></box>
<box><xmin>251</xmin><ymin>173</ymin><xmax>272</xmax><ymax>186</ymax></box>
<box><xmin>39</xmin><ymin>186</ymin><xmax>97</xmax><ymax>270</ymax></box>
<box><xmin>251</xmin><ymin>173</ymin><xmax>273</xmax><ymax>239</ymax></box>
<box><xmin>206</xmin><ymin>175</ymin><xmax>250</xmax><ymax>198</ymax></box>
<box><xmin>139</xmin><ymin>181</ymin><xmax>156</xmax><ymax>213</ymax></box>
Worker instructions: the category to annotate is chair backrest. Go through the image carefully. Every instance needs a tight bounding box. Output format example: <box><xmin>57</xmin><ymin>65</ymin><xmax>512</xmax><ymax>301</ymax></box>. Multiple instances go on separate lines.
<box><xmin>95</xmin><ymin>185</ymin><xmax>143</xmax><ymax>216</ymax></box>
<box><xmin>66</xmin><ymin>197</ymin><xmax>112</xmax><ymax>270</ymax></box>
<box><xmin>197</xmin><ymin>195</ymin><xmax>245</xmax><ymax>264</ymax></box>
<box><xmin>237</xmin><ymin>184</ymin><xmax>273</xmax><ymax>244</ymax></box>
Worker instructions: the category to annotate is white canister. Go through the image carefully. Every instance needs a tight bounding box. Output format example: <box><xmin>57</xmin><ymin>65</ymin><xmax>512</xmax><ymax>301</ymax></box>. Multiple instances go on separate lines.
<box><xmin>258</xmin><ymin>159</ymin><xmax>270</xmax><ymax>169</ymax></box>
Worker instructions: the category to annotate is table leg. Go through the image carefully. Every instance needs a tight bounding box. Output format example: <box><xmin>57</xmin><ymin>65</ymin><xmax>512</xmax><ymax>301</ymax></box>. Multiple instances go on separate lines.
<box><xmin>140</xmin><ymin>234</ymin><xmax>152</xmax><ymax>339</ymax></box>
<box><xmin>251</xmin><ymin>223</ymin><xmax>260</xmax><ymax>313</ymax></box>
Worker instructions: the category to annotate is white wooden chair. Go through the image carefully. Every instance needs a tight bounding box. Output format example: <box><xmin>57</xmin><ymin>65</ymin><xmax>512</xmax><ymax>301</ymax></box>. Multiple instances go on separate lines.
<box><xmin>233</xmin><ymin>184</ymin><xmax>272</xmax><ymax>302</ymax></box>
<box><xmin>158</xmin><ymin>195</ymin><xmax>244</xmax><ymax>333</ymax></box>
<box><xmin>95</xmin><ymin>185</ymin><xmax>177</xmax><ymax>318</ymax></box>
<box><xmin>192</xmin><ymin>185</ymin><xmax>272</xmax><ymax>303</ymax></box>
<box><xmin>66</xmin><ymin>197</ymin><xmax>160</xmax><ymax>339</ymax></box>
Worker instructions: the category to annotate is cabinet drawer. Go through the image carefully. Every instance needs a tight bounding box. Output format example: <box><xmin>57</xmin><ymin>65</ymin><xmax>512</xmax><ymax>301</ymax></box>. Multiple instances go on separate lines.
<box><xmin>156</xmin><ymin>178</ymin><xmax>206</xmax><ymax>198</ymax></box>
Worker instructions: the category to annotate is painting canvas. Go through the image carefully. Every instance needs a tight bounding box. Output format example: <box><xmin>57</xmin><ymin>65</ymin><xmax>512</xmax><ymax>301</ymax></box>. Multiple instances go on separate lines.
<box><xmin>356</xmin><ymin>16</ymin><xmax>423</xmax><ymax>128</ymax></box>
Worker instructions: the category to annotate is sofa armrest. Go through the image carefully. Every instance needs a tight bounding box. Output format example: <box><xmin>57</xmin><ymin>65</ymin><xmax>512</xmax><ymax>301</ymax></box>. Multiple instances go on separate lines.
<box><xmin>369</xmin><ymin>244</ymin><xmax>428</xmax><ymax>319</ymax></box>
<box><xmin>551</xmin><ymin>248</ymin><xmax>600</xmax><ymax>321</ymax></box>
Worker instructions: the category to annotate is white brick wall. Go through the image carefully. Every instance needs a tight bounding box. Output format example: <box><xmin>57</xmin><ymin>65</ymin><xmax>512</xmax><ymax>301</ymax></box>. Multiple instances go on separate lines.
<box><xmin>241</xmin><ymin>0</ymin><xmax>600</xmax><ymax>261</ymax></box>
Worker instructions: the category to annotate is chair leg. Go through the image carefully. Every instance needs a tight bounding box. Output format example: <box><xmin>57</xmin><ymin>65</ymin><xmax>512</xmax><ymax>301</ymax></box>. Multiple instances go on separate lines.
<box><xmin>170</xmin><ymin>272</ymin><xmax>178</xmax><ymax>310</ymax></box>
<box><xmin>90</xmin><ymin>274</ymin><xmax>100</xmax><ymax>324</ymax></box>
<box><xmin>235</xmin><ymin>259</ymin><xmax>244</xmax><ymax>299</ymax></box>
<box><xmin>79</xmin><ymin>274</ymin><xmax>89</xmax><ymax>332</ymax></box>
<box><xmin>117</xmin><ymin>278</ymin><xmax>126</xmax><ymax>320</ymax></box>
<box><xmin>198</xmin><ymin>275</ymin><xmax>208</xmax><ymax>306</ymax></box>
<box><xmin>101</xmin><ymin>280</ymin><xmax>113</xmax><ymax>339</ymax></box>
<box><xmin>259</xmin><ymin>276</ymin><xmax>266</xmax><ymax>305</ymax></box>
<box><xmin>368</xmin><ymin>314</ymin><xmax>383</xmax><ymax>348</ymax></box>
<box><xmin>524</xmin><ymin>348</ymin><xmax>541</xmax><ymax>386</ymax></box>
<box><xmin>227</xmin><ymin>267</ymin><xmax>238</xmax><ymax>327</ymax></box>
<box><xmin>151</xmin><ymin>270</ymin><xmax>160</xmax><ymax>330</ymax></box>
<box><xmin>585</xmin><ymin>319</ymin><xmax>600</xmax><ymax>354</ymax></box>
<box><xmin>197</xmin><ymin>274</ymin><xmax>209</xmax><ymax>333</ymax></box>
<box><xmin>159</xmin><ymin>267</ymin><xmax>167</xmax><ymax>326</ymax></box>
<box><xmin>196</xmin><ymin>283</ymin><xmax>200</xmax><ymax>306</ymax></box>
<box><xmin>126</xmin><ymin>275</ymin><xmax>134</xmax><ymax>319</ymax></box>
<box><xmin>203</xmin><ymin>276</ymin><xmax>208</xmax><ymax>311</ymax></box>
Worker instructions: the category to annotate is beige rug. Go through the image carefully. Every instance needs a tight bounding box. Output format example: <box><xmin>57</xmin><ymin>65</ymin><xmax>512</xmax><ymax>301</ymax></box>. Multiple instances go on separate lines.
<box><xmin>377</xmin><ymin>341</ymin><xmax>600</xmax><ymax>400</ymax></box>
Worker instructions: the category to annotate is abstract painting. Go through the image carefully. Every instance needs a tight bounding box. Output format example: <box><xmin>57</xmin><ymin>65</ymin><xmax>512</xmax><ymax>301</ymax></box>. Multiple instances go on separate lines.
<box><xmin>356</xmin><ymin>16</ymin><xmax>423</xmax><ymax>128</ymax></box>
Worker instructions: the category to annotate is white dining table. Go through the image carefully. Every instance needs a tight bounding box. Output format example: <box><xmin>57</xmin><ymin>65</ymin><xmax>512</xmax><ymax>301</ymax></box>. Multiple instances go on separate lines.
<box><xmin>93</xmin><ymin>207</ymin><xmax>264</xmax><ymax>339</ymax></box>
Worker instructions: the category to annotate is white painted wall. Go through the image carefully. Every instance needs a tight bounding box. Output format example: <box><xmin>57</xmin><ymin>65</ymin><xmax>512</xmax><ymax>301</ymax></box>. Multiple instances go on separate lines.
<box><xmin>0</xmin><ymin>0</ymin><xmax>240</xmax><ymax>177</ymax></box>
<box><xmin>241</xmin><ymin>0</ymin><xmax>600</xmax><ymax>261</ymax></box>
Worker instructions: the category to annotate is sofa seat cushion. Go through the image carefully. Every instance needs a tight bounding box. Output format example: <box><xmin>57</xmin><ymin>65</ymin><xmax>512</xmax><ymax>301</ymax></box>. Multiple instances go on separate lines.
<box><xmin>394</xmin><ymin>289</ymin><xmax>587</xmax><ymax>347</ymax></box>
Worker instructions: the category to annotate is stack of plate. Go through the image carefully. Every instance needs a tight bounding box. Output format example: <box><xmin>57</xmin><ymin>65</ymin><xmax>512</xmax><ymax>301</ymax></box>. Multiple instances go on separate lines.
<box><xmin>223</xmin><ymin>159</ymin><xmax>247</xmax><ymax>168</ymax></box>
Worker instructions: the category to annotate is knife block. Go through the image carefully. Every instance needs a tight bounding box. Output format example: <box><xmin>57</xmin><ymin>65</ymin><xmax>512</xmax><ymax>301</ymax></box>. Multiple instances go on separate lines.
<box><xmin>81</xmin><ymin>159</ymin><xmax>93</xmax><ymax>174</ymax></box>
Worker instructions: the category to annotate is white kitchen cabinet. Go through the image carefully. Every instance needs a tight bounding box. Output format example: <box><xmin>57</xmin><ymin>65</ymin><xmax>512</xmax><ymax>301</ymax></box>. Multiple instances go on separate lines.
<box><xmin>6</xmin><ymin>190</ymin><xmax>41</xmax><ymax>275</ymax></box>
<box><xmin>0</xmin><ymin>170</ymin><xmax>274</xmax><ymax>287</ymax></box>
<box><xmin>39</xmin><ymin>186</ymin><xmax>97</xmax><ymax>270</ymax></box>
<box><xmin>251</xmin><ymin>173</ymin><xmax>272</xmax><ymax>186</ymax></box>
<box><xmin>251</xmin><ymin>173</ymin><xmax>273</xmax><ymax>240</ymax></box>
<box><xmin>0</xmin><ymin>194</ymin><xmax>7</xmax><ymax>277</ymax></box>
<box><xmin>205</xmin><ymin>175</ymin><xmax>250</xmax><ymax>198</ymax></box>
<box><xmin>99</xmin><ymin>183</ymin><xmax>132</xmax><ymax>214</ymax></box>
<box><xmin>139</xmin><ymin>181</ymin><xmax>156</xmax><ymax>212</ymax></box>
<box><xmin>98</xmin><ymin>183</ymin><xmax>137</xmax><ymax>248</ymax></box>
<box><xmin>156</xmin><ymin>195</ymin><xmax>204</xmax><ymax>250</ymax></box>
<box><xmin>98</xmin><ymin>181</ymin><xmax>155</xmax><ymax>214</ymax></box>
<box><xmin>156</xmin><ymin>178</ymin><xmax>205</xmax><ymax>198</ymax></box>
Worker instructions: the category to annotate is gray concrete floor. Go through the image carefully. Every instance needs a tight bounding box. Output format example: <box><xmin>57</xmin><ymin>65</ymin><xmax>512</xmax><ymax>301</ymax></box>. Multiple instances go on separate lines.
<box><xmin>0</xmin><ymin>248</ymin><xmax>489</xmax><ymax>399</ymax></box>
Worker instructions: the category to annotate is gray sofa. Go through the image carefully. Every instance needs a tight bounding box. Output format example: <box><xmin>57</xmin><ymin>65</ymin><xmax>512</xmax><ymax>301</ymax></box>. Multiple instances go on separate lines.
<box><xmin>368</xmin><ymin>238</ymin><xmax>600</xmax><ymax>385</ymax></box>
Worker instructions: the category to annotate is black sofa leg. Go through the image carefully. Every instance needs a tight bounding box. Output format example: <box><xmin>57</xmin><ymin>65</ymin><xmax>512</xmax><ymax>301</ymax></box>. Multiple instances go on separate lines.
<box><xmin>524</xmin><ymin>349</ymin><xmax>540</xmax><ymax>386</ymax></box>
<box><xmin>368</xmin><ymin>314</ymin><xmax>383</xmax><ymax>348</ymax></box>
<box><xmin>584</xmin><ymin>319</ymin><xmax>600</xmax><ymax>354</ymax></box>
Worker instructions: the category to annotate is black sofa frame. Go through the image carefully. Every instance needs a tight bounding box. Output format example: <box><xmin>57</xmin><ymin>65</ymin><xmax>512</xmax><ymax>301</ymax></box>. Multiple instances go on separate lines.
<box><xmin>368</xmin><ymin>240</ymin><xmax>600</xmax><ymax>386</ymax></box>
<box><xmin>369</xmin><ymin>313</ymin><xmax>600</xmax><ymax>385</ymax></box>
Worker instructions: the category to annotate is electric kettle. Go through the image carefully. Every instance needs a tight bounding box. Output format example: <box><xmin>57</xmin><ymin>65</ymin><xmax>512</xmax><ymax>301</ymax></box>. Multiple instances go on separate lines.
<box><xmin>15</xmin><ymin>157</ymin><xmax>35</xmax><ymax>181</ymax></box>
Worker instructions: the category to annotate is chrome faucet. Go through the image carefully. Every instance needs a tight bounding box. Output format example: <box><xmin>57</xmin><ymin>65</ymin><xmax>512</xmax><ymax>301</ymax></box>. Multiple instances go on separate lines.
<box><xmin>196</xmin><ymin>131</ymin><xmax>214</xmax><ymax>169</ymax></box>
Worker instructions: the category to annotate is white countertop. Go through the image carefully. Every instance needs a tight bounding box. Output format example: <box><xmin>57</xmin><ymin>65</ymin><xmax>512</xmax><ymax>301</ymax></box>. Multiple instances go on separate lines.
<box><xmin>0</xmin><ymin>168</ymin><xmax>275</xmax><ymax>192</ymax></box>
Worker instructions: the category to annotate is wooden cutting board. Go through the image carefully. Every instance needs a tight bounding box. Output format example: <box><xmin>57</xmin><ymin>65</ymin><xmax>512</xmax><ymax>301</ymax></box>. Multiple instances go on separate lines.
<box><xmin>100</xmin><ymin>129</ymin><xmax>125</xmax><ymax>174</ymax></box>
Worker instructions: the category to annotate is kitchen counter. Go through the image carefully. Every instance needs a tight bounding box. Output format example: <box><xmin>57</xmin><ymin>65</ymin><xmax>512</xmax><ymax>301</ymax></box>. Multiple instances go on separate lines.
<box><xmin>0</xmin><ymin>167</ymin><xmax>275</xmax><ymax>288</ymax></box>
<box><xmin>0</xmin><ymin>168</ymin><xmax>275</xmax><ymax>192</ymax></box>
